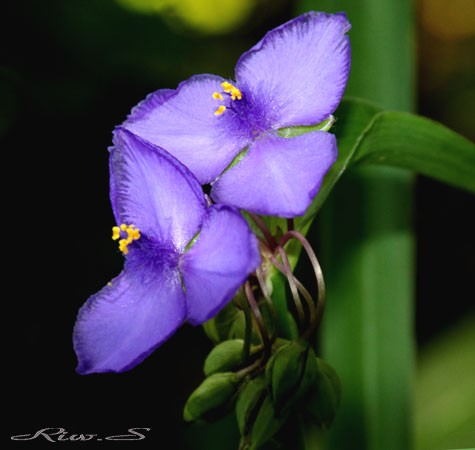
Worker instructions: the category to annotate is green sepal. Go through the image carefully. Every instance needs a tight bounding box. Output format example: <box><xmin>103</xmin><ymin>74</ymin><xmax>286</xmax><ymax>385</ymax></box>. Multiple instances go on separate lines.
<box><xmin>203</xmin><ymin>339</ymin><xmax>245</xmax><ymax>376</ymax></box>
<box><xmin>203</xmin><ymin>299</ymin><xmax>261</xmax><ymax>345</ymax></box>
<box><xmin>202</xmin><ymin>303</ymin><xmax>239</xmax><ymax>344</ymax></box>
<box><xmin>183</xmin><ymin>372</ymin><xmax>240</xmax><ymax>423</ymax></box>
<box><xmin>303</xmin><ymin>358</ymin><xmax>342</xmax><ymax>429</ymax></box>
<box><xmin>278</xmin><ymin>115</ymin><xmax>335</xmax><ymax>138</ymax></box>
<box><xmin>235</xmin><ymin>375</ymin><xmax>268</xmax><ymax>436</ymax></box>
<box><xmin>265</xmin><ymin>340</ymin><xmax>318</xmax><ymax>416</ymax></box>
<box><xmin>246</xmin><ymin>395</ymin><xmax>288</xmax><ymax>450</ymax></box>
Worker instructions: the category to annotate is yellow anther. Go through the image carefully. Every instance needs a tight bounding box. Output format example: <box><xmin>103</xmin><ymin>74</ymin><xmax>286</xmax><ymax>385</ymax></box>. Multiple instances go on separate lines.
<box><xmin>212</xmin><ymin>92</ymin><xmax>224</xmax><ymax>101</ymax></box>
<box><xmin>118</xmin><ymin>239</ymin><xmax>129</xmax><ymax>255</ymax></box>
<box><xmin>112</xmin><ymin>226</ymin><xmax>120</xmax><ymax>240</ymax></box>
<box><xmin>113</xmin><ymin>223</ymin><xmax>141</xmax><ymax>254</ymax></box>
<box><xmin>214</xmin><ymin>105</ymin><xmax>227</xmax><ymax>116</ymax></box>
<box><xmin>128</xmin><ymin>227</ymin><xmax>141</xmax><ymax>241</ymax></box>
<box><xmin>230</xmin><ymin>88</ymin><xmax>242</xmax><ymax>101</ymax></box>
<box><xmin>221</xmin><ymin>81</ymin><xmax>233</xmax><ymax>92</ymax></box>
<box><xmin>221</xmin><ymin>81</ymin><xmax>242</xmax><ymax>101</ymax></box>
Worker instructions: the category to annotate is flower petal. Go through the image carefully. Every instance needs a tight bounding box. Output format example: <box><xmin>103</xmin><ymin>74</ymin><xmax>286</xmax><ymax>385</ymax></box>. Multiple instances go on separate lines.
<box><xmin>110</xmin><ymin>128</ymin><xmax>206</xmax><ymax>251</ymax></box>
<box><xmin>181</xmin><ymin>204</ymin><xmax>260</xmax><ymax>325</ymax></box>
<box><xmin>125</xmin><ymin>88</ymin><xmax>175</xmax><ymax>122</ymax></box>
<box><xmin>235</xmin><ymin>12</ymin><xmax>351</xmax><ymax>128</ymax></box>
<box><xmin>211</xmin><ymin>132</ymin><xmax>337</xmax><ymax>218</ymax></box>
<box><xmin>73</xmin><ymin>262</ymin><xmax>185</xmax><ymax>374</ymax></box>
<box><xmin>122</xmin><ymin>74</ymin><xmax>251</xmax><ymax>184</ymax></box>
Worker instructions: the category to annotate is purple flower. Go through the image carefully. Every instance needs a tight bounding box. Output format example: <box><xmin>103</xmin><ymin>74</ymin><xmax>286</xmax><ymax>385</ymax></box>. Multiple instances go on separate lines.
<box><xmin>73</xmin><ymin>129</ymin><xmax>260</xmax><ymax>374</ymax></box>
<box><xmin>122</xmin><ymin>12</ymin><xmax>351</xmax><ymax>217</ymax></box>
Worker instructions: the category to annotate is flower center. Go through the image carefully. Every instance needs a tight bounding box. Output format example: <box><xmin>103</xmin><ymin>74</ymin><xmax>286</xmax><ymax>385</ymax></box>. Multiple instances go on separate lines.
<box><xmin>212</xmin><ymin>81</ymin><xmax>242</xmax><ymax>116</ymax></box>
<box><xmin>112</xmin><ymin>223</ymin><xmax>141</xmax><ymax>255</ymax></box>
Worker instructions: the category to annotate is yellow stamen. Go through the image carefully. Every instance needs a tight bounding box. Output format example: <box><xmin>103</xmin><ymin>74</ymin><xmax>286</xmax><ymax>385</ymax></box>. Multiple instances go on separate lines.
<box><xmin>112</xmin><ymin>226</ymin><xmax>120</xmax><ymax>240</ymax></box>
<box><xmin>221</xmin><ymin>81</ymin><xmax>242</xmax><ymax>101</ymax></box>
<box><xmin>118</xmin><ymin>239</ymin><xmax>129</xmax><ymax>254</ymax></box>
<box><xmin>221</xmin><ymin>81</ymin><xmax>233</xmax><ymax>91</ymax></box>
<box><xmin>128</xmin><ymin>227</ymin><xmax>141</xmax><ymax>241</ymax></box>
<box><xmin>112</xmin><ymin>223</ymin><xmax>141</xmax><ymax>254</ymax></box>
<box><xmin>214</xmin><ymin>105</ymin><xmax>227</xmax><ymax>116</ymax></box>
<box><xmin>230</xmin><ymin>89</ymin><xmax>242</xmax><ymax>101</ymax></box>
<box><xmin>212</xmin><ymin>92</ymin><xmax>224</xmax><ymax>101</ymax></box>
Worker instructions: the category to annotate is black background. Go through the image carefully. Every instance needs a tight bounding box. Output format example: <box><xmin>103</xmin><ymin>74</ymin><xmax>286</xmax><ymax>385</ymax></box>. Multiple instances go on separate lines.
<box><xmin>3</xmin><ymin>1</ymin><xmax>474</xmax><ymax>448</ymax></box>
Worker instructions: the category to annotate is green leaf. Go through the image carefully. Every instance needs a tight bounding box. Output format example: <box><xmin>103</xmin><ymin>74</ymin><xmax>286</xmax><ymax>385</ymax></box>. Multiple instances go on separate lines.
<box><xmin>296</xmin><ymin>97</ymin><xmax>475</xmax><ymax>238</ymax></box>
<box><xmin>296</xmin><ymin>4</ymin><xmax>416</xmax><ymax>450</ymax></box>
<box><xmin>353</xmin><ymin>111</ymin><xmax>475</xmax><ymax>191</ymax></box>
<box><xmin>415</xmin><ymin>315</ymin><xmax>475</xmax><ymax>450</ymax></box>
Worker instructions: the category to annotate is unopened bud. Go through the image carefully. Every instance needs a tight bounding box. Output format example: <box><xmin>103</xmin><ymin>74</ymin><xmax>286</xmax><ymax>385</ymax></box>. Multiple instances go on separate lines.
<box><xmin>204</xmin><ymin>339</ymin><xmax>244</xmax><ymax>376</ymax></box>
<box><xmin>202</xmin><ymin>302</ymin><xmax>242</xmax><ymax>344</ymax></box>
<box><xmin>265</xmin><ymin>340</ymin><xmax>318</xmax><ymax>415</ymax></box>
<box><xmin>235</xmin><ymin>375</ymin><xmax>268</xmax><ymax>436</ymax></box>
<box><xmin>245</xmin><ymin>395</ymin><xmax>287</xmax><ymax>450</ymax></box>
<box><xmin>304</xmin><ymin>358</ymin><xmax>341</xmax><ymax>428</ymax></box>
<box><xmin>183</xmin><ymin>372</ymin><xmax>240</xmax><ymax>422</ymax></box>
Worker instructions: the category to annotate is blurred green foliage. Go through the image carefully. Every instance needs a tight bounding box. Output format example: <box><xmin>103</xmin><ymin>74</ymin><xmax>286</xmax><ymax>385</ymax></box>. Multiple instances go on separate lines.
<box><xmin>116</xmin><ymin>0</ymin><xmax>256</xmax><ymax>35</ymax></box>
<box><xmin>3</xmin><ymin>1</ymin><xmax>474</xmax><ymax>449</ymax></box>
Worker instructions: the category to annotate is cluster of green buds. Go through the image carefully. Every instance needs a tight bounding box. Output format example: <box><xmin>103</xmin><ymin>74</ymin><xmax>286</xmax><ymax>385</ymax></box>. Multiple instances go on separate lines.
<box><xmin>183</xmin><ymin>217</ymin><xmax>342</xmax><ymax>449</ymax></box>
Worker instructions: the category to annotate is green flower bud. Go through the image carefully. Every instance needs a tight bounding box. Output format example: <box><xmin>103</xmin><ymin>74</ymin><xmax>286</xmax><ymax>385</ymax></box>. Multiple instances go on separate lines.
<box><xmin>245</xmin><ymin>395</ymin><xmax>287</xmax><ymax>450</ymax></box>
<box><xmin>265</xmin><ymin>340</ymin><xmax>318</xmax><ymax>416</ymax></box>
<box><xmin>203</xmin><ymin>339</ymin><xmax>245</xmax><ymax>376</ymax></box>
<box><xmin>202</xmin><ymin>302</ymin><xmax>242</xmax><ymax>344</ymax></box>
<box><xmin>271</xmin><ymin>337</ymin><xmax>291</xmax><ymax>351</ymax></box>
<box><xmin>304</xmin><ymin>358</ymin><xmax>342</xmax><ymax>428</ymax></box>
<box><xmin>235</xmin><ymin>375</ymin><xmax>268</xmax><ymax>436</ymax></box>
<box><xmin>202</xmin><ymin>301</ymin><xmax>260</xmax><ymax>344</ymax></box>
<box><xmin>183</xmin><ymin>372</ymin><xmax>240</xmax><ymax>422</ymax></box>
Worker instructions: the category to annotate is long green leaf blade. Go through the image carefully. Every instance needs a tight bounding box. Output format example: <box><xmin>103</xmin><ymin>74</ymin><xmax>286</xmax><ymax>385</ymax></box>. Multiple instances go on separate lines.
<box><xmin>353</xmin><ymin>111</ymin><xmax>475</xmax><ymax>192</ymax></box>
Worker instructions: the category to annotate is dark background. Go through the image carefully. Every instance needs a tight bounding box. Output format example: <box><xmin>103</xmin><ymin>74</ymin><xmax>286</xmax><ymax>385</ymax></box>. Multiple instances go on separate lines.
<box><xmin>3</xmin><ymin>0</ymin><xmax>474</xmax><ymax>448</ymax></box>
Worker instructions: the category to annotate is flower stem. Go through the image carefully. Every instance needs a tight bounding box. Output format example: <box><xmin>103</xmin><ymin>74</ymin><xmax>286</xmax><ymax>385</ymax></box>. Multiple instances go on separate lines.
<box><xmin>244</xmin><ymin>280</ymin><xmax>271</xmax><ymax>360</ymax></box>
<box><xmin>281</xmin><ymin>230</ymin><xmax>326</xmax><ymax>336</ymax></box>
<box><xmin>272</xmin><ymin>246</ymin><xmax>307</xmax><ymax>329</ymax></box>
<box><xmin>269</xmin><ymin>252</ymin><xmax>317</xmax><ymax>335</ymax></box>
<box><xmin>248</xmin><ymin>213</ymin><xmax>278</xmax><ymax>251</ymax></box>
<box><xmin>256</xmin><ymin>266</ymin><xmax>278</xmax><ymax>343</ymax></box>
<box><xmin>287</xmin><ymin>218</ymin><xmax>294</xmax><ymax>232</ymax></box>
<box><xmin>237</xmin><ymin>288</ymin><xmax>253</xmax><ymax>364</ymax></box>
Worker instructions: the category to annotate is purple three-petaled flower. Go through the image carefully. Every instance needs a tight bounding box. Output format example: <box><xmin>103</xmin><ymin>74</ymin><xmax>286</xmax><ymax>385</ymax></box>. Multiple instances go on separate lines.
<box><xmin>73</xmin><ymin>129</ymin><xmax>260</xmax><ymax>374</ymax></box>
<box><xmin>122</xmin><ymin>12</ymin><xmax>351</xmax><ymax>217</ymax></box>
